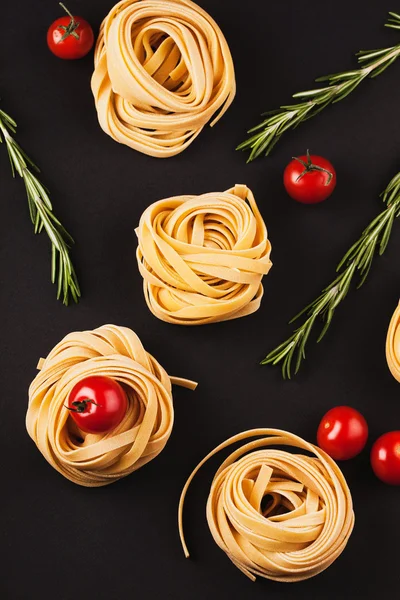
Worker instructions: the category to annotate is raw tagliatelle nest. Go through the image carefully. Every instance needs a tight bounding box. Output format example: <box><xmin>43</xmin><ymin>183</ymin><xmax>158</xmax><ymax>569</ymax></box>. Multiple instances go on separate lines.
<box><xmin>386</xmin><ymin>300</ymin><xmax>400</xmax><ymax>381</ymax></box>
<box><xmin>135</xmin><ymin>184</ymin><xmax>272</xmax><ymax>325</ymax></box>
<box><xmin>26</xmin><ymin>325</ymin><xmax>196</xmax><ymax>487</ymax></box>
<box><xmin>91</xmin><ymin>0</ymin><xmax>236</xmax><ymax>157</ymax></box>
<box><xmin>179</xmin><ymin>429</ymin><xmax>354</xmax><ymax>582</ymax></box>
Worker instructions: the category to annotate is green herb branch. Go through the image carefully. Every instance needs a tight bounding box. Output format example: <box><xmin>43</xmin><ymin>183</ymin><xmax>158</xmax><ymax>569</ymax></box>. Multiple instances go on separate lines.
<box><xmin>0</xmin><ymin>107</ymin><xmax>80</xmax><ymax>305</ymax></box>
<box><xmin>262</xmin><ymin>170</ymin><xmax>400</xmax><ymax>379</ymax></box>
<box><xmin>238</xmin><ymin>12</ymin><xmax>400</xmax><ymax>162</ymax></box>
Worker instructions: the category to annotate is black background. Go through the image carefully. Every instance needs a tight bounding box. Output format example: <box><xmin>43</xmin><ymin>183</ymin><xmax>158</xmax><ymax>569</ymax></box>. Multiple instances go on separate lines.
<box><xmin>2</xmin><ymin>1</ymin><xmax>400</xmax><ymax>598</ymax></box>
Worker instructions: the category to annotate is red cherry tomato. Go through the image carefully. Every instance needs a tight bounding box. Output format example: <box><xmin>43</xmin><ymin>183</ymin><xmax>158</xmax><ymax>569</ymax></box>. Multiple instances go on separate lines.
<box><xmin>47</xmin><ymin>3</ymin><xmax>94</xmax><ymax>60</ymax></box>
<box><xmin>371</xmin><ymin>431</ymin><xmax>400</xmax><ymax>485</ymax></box>
<box><xmin>67</xmin><ymin>376</ymin><xmax>128</xmax><ymax>434</ymax></box>
<box><xmin>284</xmin><ymin>150</ymin><xmax>336</xmax><ymax>204</ymax></box>
<box><xmin>317</xmin><ymin>406</ymin><xmax>368</xmax><ymax>460</ymax></box>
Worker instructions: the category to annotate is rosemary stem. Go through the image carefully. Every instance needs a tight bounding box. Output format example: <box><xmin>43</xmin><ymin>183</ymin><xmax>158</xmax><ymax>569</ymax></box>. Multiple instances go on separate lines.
<box><xmin>238</xmin><ymin>12</ymin><xmax>400</xmax><ymax>160</ymax></box>
<box><xmin>0</xmin><ymin>105</ymin><xmax>80</xmax><ymax>305</ymax></box>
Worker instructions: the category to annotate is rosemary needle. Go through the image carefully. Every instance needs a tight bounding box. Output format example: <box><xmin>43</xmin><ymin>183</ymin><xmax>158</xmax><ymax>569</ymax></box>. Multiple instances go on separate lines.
<box><xmin>238</xmin><ymin>12</ymin><xmax>400</xmax><ymax>161</ymax></box>
<box><xmin>0</xmin><ymin>106</ymin><xmax>80</xmax><ymax>305</ymax></box>
<box><xmin>261</xmin><ymin>170</ymin><xmax>400</xmax><ymax>379</ymax></box>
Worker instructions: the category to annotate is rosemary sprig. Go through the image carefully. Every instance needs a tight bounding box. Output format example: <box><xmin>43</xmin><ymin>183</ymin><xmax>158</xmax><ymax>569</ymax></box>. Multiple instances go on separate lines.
<box><xmin>0</xmin><ymin>106</ymin><xmax>80</xmax><ymax>305</ymax></box>
<box><xmin>261</xmin><ymin>170</ymin><xmax>400</xmax><ymax>379</ymax></box>
<box><xmin>238</xmin><ymin>12</ymin><xmax>400</xmax><ymax>162</ymax></box>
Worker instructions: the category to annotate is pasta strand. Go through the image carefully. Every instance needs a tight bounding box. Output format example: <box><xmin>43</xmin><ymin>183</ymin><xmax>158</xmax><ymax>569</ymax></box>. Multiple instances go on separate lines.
<box><xmin>91</xmin><ymin>0</ymin><xmax>236</xmax><ymax>157</ymax></box>
<box><xmin>178</xmin><ymin>429</ymin><xmax>354</xmax><ymax>582</ymax></box>
<box><xmin>386</xmin><ymin>300</ymin><xmax>400</xmax><ymax>381</ymax></box>
<box><xmin>135</xmin><ymin>184</ymin><xmax>272</xmax><ymax>324</ymax></box>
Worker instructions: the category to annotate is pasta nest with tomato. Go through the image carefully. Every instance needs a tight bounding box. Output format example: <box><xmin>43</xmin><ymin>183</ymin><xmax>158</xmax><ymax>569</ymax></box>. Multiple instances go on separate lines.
<box><xmin>91</xmin><ymin>0</ymin><xmax>236</xmax><ymax>157</ymax></box>
<box><xmin>135</xmin><ymin>184</ymin><xmax>272</xmax><ymax>325</ymax></box>
<box><xmin>26</xmin><ymin>325</ymin><xmax>196</xmax><ymax>487</ymax></box>
<box><xmin>179</xmin><ymin>429</ymin><xmax>354</xmax><ymax>582</ymax></box>
<box><xmin>386</xmin><ymin>300</ymin><xmax>400</xmax><ymax>381</ymax></box>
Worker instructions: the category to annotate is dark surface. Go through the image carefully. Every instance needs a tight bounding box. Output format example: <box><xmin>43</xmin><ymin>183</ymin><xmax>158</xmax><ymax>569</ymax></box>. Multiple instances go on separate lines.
<box><xmin>2</xmin><ymin>1</ymin><xmax>400</xmax><ymax>598</ymax></box>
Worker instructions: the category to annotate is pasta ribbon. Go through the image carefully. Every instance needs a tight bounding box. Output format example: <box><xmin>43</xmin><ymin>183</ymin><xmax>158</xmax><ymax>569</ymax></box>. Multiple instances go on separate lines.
<box><xmin>91</xmin><ymin>0</ymin><xmax>236</xmax><ymax>157</ymax></box>
<box><xmin>135</xmin><ymin>184</ymin><xmax>272</xmax><ymax>325</ymax></box>
<box><xmin>386</xmin><ymin>300</ymin><xmax>400</xmax><ymax>381</ymax></box>
<box><xmin>26</xmin><ymin>325</ymin><xmax>197</xmax><ymax>487</ymax></box>
<box><xmin>179</xmin><ymin>429</ymin><xmax>354</xmax><ymax>582</ymax></box>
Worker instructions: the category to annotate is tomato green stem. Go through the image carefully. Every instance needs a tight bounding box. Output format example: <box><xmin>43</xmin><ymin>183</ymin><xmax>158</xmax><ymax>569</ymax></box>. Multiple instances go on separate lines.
<box><xmin>58</xmin><ymin>3</ymin><xmax>80</xmax><ymax>41</ymax></box>
<box><xmin>293</xmin><ymin>149</ymin><xmax>333</xmax><ymax>185</ymax></box>
<box><xmin>59</xmin><ymin>2</ymin><xmax>74</xmax><ymax>21</ymax></box>
<box><xmin>65</xmin><ymin>399</ymin><xmax>99</xmax><ymax>413</ymax></box>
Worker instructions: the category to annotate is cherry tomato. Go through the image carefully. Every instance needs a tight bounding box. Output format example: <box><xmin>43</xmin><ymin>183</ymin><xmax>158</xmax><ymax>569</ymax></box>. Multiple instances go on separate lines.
<box><xmin>66</xmin><ymin>376</ymin><xmax>128</xmax><ymax>434</ymax></box>
<box><xmin>317</xmin><ymin>406</ymin><xmax>368</xmax><ymax>460</ymax></box>
<box><xmin>283</xmin><ymin>150</ymin><xmax>336</xmax><ymax>204</ymax></box>
<box><xmin>47</xmin><ymin>3</ymin><xmax>94</xmax><ymax>60</ymax></box>
<box><xmin>371</xmin><ymin>431</ymin><xmax>400</xmax><ymax>485</ymax></box>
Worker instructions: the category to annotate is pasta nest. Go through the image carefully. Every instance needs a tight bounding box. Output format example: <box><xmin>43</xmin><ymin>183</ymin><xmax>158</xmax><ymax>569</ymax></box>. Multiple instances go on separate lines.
<box><xmin>386</xmin><ymin>300</ymin><xmax>400</xmax><ymax>381</ymax></box>
<box><xmin>135</xmin><ymin>184</ymin><xmax>272</xmax><ymax>325</ymax></box>
<box><xmin>26</xmin><ymin>325</ymin><xmax>196</xmax><ymax>487</ymax></box>
<box><xmin>179</xmin><ymin>429</ymin><xmax>354</xmax><ymax>582</ymax></box>
<box><xmin>91</xmin><ymin>0</ymin><xmax>236</xmax><ymax>157</ymax></box>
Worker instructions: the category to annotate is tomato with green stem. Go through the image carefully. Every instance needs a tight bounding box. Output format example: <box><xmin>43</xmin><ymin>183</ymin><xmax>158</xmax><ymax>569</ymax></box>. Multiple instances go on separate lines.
<box><xmin>66</xmin><ymin>376</ymin><xmax>128</xmax><ymax>434</ymax></box>
<box><xmin>284</xmin><ymin>150</ymin><xmax>336</xmax><ymax>204</ymax></box>
<box><xmin>47</xmin><ymin>3</ymin><xmax>94</xmax><ymax>60</ymax></box>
